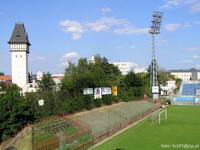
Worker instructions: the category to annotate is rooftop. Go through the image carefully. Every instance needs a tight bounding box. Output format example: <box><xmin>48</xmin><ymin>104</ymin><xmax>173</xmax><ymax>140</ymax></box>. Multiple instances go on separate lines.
<box><xmin>8</xmin><ymin>24</ymin><xmax>30</xmax><ymax>45</ymax></box>
<box><xmin>169</xmin><ymin>69</ymin><xmax>200</xmax><ymax>73</ymax></box>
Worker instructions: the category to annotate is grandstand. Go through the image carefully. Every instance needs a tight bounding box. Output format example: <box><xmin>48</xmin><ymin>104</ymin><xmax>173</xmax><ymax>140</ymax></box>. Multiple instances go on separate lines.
<box><xmin>171</xmin><ymin>81</ymin><xmax>200</xmax><ymax>105</ymax></box>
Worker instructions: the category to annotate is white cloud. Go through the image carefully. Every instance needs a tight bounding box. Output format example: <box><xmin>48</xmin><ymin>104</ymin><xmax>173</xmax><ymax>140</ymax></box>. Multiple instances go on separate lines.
<box><xmin>196</xmin><ymin>64</ymin><xmax>200</xmax><ymax>68</ymax></box>
<box><xmin>113</xmin><ymin>26</ymin><xmax>148</xmax><ymax>34</ymax></box>
<box><xmin>60</xmin><ymin>20</ymin><xmax>85</xmax><ymax>40</ymax></box>
<box><xmin>60</xmin><ymin>17</ymin><xmax>147</xmax><ymax>39</ymax></box>
<box><xmin>61</xmin><ymin>52</ymin><xmax>80</xmax><ymax>67</ymax></box>
<box><xmin>85</xmin><ymin>17</ymin><xmax>128</xmax><ymax>32</ymax></box>
<box><xmin>130</xmin><ymin>45</ymin><xmax>136</xmax><ymax>49</ymax></box>
<box><xmin>193</xmin><ymin>21</ymin><xmax>200</xmax><ymax>24</ymax></box>
<box><xmin>179</xmin><ymin>60</ymin><xmax>194</xmax><ymax>64</ymax></box>
<box><xmin>72</xmin><ymin>33</ymin><xmax>81</xmax><ymax>40</ymax></box>
<box><xmin>193</xmin><ymin>55</ymin><xmax>200</xmax><ymax>59</ymax></box>
<box><xmin>162</xmin><ymin>0</ymin><xmax>188</xmax><ymax>8</ymax></box>
<box><xmin>185</xmin><ymin>47</ymin><xmax>200</xmax><ymax>51</ymax></box>
<box><xmin>190</xmin><ymin>2</ymin><xmax>200</xmax><ymax>12</ymax></box>
<box><xmin>161</xmin><ymin>0</ymin><xmax>200</xmax><ymax>12</ymax></box>
<box><xmin>62</xmin><ymin>52</ymin><xmax>80</xmax><ymax>59</ymax></box>
<box><xmin>101</xmin><ymin>7</ymin><xmax>111</xmax><ymax>13</ymax></box>
<box><xmin>164</xmin><ymin>23</ymin><xmax>191</xmax><ymax>31</ymax></box>
<box><xmin>61</xmin><ymin>62</ymin><xmax>70</xmax><ymax>67</ymax></box>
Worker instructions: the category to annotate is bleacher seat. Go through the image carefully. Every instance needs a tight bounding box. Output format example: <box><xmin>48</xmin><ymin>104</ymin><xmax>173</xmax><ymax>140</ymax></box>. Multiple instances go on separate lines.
<box><xmin>181</xmin><ymin>83</ymin><xmax>200</xmax><ymax>96</ymax></box>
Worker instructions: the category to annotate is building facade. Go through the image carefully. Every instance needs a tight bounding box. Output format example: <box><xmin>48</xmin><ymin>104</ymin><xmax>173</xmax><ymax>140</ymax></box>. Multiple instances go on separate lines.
<box><xmin>170</xmin><ymin>69</ymin><xmax>200</xmax><ymax>81</ymax></box>
<box><xmin>111</xmin><ymin>62</ymin><xmax>137</xmax><ymax>75</ymax></box>
<box><xmin>170</xmin><ymin>70</ymin><xmax>192</xmax><ymax>81</ymax></box>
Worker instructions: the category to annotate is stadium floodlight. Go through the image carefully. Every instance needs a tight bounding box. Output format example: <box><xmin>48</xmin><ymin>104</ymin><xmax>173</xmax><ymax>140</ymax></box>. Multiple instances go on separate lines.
<box><xmin>149</xmin><ymin>11</ymin><xmax>163</xmax><ymax>35</ymax></box>
<box><xmin>149</xmin><ymin>11</ymin><xmax>163</xmax><ymax>100</ymax></box>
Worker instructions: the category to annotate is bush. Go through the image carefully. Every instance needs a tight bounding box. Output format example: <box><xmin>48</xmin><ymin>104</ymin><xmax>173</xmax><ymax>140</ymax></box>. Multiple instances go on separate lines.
<box><xmin>94</xmin><ymin>99</ymin><xmax>101</xmax><ymax>107</ymax></box>
<box><xmin>102</xmin><ymin>95</ymin><xmax>113</xmax><ymax>105</ymax></box>
<box><xmin>82</xmin><ymin>95</ymin><xmax>93</xmax><ymax>110</ymax></box>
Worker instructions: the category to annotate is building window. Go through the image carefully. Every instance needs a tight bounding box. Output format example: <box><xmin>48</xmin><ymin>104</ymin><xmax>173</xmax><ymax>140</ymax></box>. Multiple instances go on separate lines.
<box><xmin>16</xmin><ymin>55</ymin><xmax>17</xmax><ymax>58</ymax></box>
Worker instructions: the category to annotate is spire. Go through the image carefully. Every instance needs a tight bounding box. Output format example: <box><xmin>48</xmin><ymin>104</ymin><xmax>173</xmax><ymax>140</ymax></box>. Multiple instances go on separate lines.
<box><xmin>8</xmin><ymin>24</ymin><xmax>31</xmax><ymax>45</ymax></box>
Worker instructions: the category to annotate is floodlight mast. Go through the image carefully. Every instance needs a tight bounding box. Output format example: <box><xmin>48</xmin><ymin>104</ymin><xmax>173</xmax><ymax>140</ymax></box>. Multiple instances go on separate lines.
<box><xmin>149</xmin><ymin>11</ymin><xmax>163</xmax><ymax>101</ymax></box>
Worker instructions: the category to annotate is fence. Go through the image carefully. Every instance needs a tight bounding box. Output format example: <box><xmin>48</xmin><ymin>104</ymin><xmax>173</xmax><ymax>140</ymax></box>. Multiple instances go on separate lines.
<box><xmin>33</xmin><ymin>116</ymin><xmax>92</xmax><ymax>150</ymax></box>
<box><xmin>72</xmin><ymin>102</ymin><xmax>161</xmax><ymax>150</ymax></box>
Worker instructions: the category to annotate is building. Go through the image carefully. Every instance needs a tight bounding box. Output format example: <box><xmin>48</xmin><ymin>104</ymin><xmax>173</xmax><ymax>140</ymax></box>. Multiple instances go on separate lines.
<box><xmin>0</xmin><ymin>76</ymin><xmax>12</xmax><ymax>85</ymax></box>
<box><xmin>170</xmin><ymin>70</ymin><xmax>192</xmax><ymax>81</ymax></box>
<box><xmin>51</xmin><ymin>74</ymin><xmax>64</xmax><ymax>85</ymax></box>
<box><xmin>191</xmin><ymin>71</ymin><xmax>200</xmax><ymax>81</ymax></box>
<box><xmin>169</xmin><ymin>69</ymin><xmax>200</xmax><ymax>81</ymax></box>
<box><xmin>8</xmin><ymin>24</ymin><xmax>31</xmax><ymax>89</ymax></box>
<box><xmin>160</xmin><ymin>80</ymin><xmax>176</xmax><ymax>95</ymax></box>
<box><xmin>133</xmin><ymin>67</ymin><xmax>147</xmax><ymax>74</ymax></box>
<box><xmin>111</xmin><ymin>62</ymin><xmax>137</xmax><ymax>75</ymax></box>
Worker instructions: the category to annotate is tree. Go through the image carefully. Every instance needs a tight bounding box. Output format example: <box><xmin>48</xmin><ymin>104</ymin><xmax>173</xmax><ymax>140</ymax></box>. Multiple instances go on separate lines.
<box><xmin>38</xmin><ymin>73</ymin><xmax>55</xmax><ymax>91</ymax></box>
<box><xmin>0</xmin><ymin>83</ymin><xmax>32</xmax><ymax>141</ymax></box>
<box><xmin>0</xmin><ymin>72</ymin><xmax>4</xmax><ymax>76</ymax></box>
<box><xmin>60</xmin><ymin>55</ymin><xmax>122</xmax><ymax>111</ymax></box>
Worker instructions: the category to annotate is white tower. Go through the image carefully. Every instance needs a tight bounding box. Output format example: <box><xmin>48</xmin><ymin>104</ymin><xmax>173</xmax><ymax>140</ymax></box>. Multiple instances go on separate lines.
<box><xmin>8</xmin><ymin>24</ymin><xmax>31</xmax><ymax>88</ymax></box>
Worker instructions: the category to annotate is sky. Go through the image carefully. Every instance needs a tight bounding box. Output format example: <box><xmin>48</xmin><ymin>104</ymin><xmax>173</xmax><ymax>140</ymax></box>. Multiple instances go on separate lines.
<box><xmin>1</xmin><ymin>0</ymin><xmax>200</xmax><ymax>75</ymax></box>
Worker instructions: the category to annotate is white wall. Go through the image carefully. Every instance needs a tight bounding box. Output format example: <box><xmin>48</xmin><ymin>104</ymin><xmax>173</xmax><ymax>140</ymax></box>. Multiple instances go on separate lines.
<box><xmin>11</xmin><ymin>44</ymin><xmax>28</xmax><ymax>88</ymax></box>
<box><xmin>171</xmin><ymin>72</ymin><xmax>191</xmax><ymax>81</ymax></box>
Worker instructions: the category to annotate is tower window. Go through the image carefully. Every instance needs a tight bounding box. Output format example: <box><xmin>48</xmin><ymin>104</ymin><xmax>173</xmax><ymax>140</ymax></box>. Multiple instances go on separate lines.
<box><xmin>20</xmin><ymin>55</ymin><xmax>22</xmax><ymax>58</ymax></box>
<box><xmin>16</xmin><ymin>55</ymin><xmax>17</xmax><ymax>58</ymax></box>
<box><xmin>16</xmin><ymin>34</ymin><xmax>21</xmax><ymax>38</ymax></box>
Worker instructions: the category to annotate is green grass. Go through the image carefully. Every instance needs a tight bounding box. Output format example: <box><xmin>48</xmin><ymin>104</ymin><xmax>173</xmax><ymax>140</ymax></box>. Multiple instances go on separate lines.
<box><xmin>34</xmin><ymin>131</ymin><xmax>54</xmax><ymax>142</ymax></box>
<box><xmin>63</xmin><ymin>127</ymin><xmax>76</xmax><ymax>135</ymax></box>
<box><xmin>14</xmin><ymin>132</ymin><xmax>32</xmax><ymax>150</ymax></box>
<box><xmin>93</xmin><ymin>106</ymin><xmax>200</xmax><ymax>150</ymax></box>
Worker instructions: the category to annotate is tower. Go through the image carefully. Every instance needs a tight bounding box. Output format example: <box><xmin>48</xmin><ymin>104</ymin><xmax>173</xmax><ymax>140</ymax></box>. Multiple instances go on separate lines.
<box><xmin>149</xmin><ymin>11</ymin><xmax>163</xmax><ymax>100</ymax></box>
<box><xmin>8</xmin><ymin>24</ymin><xmax>31</xmax><ymax>88</ymax></box>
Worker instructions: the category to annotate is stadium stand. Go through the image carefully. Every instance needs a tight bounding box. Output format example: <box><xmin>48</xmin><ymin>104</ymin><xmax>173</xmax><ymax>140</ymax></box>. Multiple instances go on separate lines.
<box><xmin>171</xmin><ymin>81</ymin><xmax>200</xmax><ymax>105</ymax></box>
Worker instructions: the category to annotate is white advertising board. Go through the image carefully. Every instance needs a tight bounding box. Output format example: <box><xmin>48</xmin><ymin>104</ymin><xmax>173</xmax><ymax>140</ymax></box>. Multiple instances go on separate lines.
<box><xmin>94</xmin><ymin>88</ymin><xmax>102</xmax><ymax>99</ymax></box>
<box><xmin>38</xmin><ymin>99</ymin><xmax>44</xmax><ymax>106</ymax></box>
<box><xmin>83</xmin><ymin>88</ymin><xmax>93</xmax><ymax>95</ymax></box>
<box><xmin>102</xmin><ymin>87</ymin><xmax>112</xmax><ymax>95</ymax></box>
<box><xmin>152</xmin><ymin>86</ymin><xmax>159</xmax><ymax>94</ymax></box>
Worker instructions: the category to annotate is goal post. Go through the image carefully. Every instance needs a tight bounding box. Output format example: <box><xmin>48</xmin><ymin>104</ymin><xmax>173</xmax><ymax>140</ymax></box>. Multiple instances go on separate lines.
<box><xmin>158</xmin><ymin>109</ymin><xmax>167</xmax><ymax>124</ymax></box>
<box><xmin>150</xmin><ymin>108</ymin><xmax>168</xmax><ymax>124</ymax></box>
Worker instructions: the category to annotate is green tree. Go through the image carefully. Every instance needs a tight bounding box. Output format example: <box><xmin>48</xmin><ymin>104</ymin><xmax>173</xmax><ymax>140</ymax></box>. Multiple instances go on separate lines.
<box><xmin>60</xmin><ymin>55</ymin><xmax>122</xmax><ymax>111</ymax></box>
<box><xmin>38</xmin><ymin>73</ymin><xmax>55</xmax><ymax>91</ymax></box>
<box><xmin>0</xmin><ymin>83</ymin><xmax>32</xmax><ymax>141</ymax></box>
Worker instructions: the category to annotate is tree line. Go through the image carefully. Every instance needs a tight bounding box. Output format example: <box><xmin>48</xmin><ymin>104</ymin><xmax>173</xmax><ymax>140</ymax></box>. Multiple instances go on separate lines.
<box><xmin>0</xmin><ymin>55</ymin><xmax>153</xmax><ymax>142</ymax></box>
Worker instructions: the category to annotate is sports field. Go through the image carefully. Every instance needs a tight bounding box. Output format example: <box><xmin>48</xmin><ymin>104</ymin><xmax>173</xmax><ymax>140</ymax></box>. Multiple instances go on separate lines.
<box><xmin>93</xmin><ymin>106</ymin><xmax>200</xmax><ymax>150</ymax></box>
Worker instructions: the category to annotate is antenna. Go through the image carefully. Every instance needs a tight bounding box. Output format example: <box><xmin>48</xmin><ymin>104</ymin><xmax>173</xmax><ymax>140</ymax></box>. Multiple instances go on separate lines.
<box><xmin>149</xmin><ymin>11</ymin><xmax>163</xmax><ymax>101</ymax></box>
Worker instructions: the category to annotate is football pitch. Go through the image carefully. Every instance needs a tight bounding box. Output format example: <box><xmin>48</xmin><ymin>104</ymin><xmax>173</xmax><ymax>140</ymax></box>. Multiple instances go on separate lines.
<box><xmin>93</xmin><ymin>106</ymin><xmax>200</xmax><ymax>150</ymax></box>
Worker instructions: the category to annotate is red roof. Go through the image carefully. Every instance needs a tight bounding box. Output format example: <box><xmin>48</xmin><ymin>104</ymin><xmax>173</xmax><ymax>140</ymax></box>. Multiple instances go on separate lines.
<box><xmin>0</xmin><ymin>76</ymin><xmax>12</xmax><ymax>81</ymax></box>
<box><xmin>51</xmin><ymin>76</ymin><xmax>64</xmax><ymax>79</ymax></box>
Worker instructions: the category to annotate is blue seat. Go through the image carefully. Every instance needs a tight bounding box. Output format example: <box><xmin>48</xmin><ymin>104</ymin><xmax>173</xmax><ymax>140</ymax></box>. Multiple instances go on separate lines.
<box><xmin>181</xmin><ymin>84</ymin><xmax>200</xmax><ymax>96</ymax></box>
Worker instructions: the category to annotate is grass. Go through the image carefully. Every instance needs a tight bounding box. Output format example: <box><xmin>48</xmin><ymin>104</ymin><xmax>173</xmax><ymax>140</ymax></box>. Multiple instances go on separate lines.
<box><xmin>34</xmin><ymin>131</ymin><xmax>54</xmax><ymax>142</ymax></box>
<box><xmin>14</xmin><ymin>132</ymin><xmax>32</xmax><ymax>150</ymax></box>
<box><xmin>74</xmin><ymin>101</ymin><xmax>156</xmax><ymax>137</ymax></box>
<box><xmin>63</xmin><ymin>127</ymin><xmax>76</xmax><ymax>135</ymax></box>
<box><xmin>34</xmin><ymin>127</ymin><xmax>77</xmax><ymax>142</ymax></box>
<box><xmin>93</xmin><ymin>106</ymin><xmax>200</xmax><ymax>150</ymax></box>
